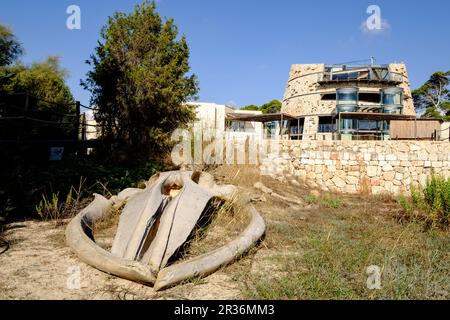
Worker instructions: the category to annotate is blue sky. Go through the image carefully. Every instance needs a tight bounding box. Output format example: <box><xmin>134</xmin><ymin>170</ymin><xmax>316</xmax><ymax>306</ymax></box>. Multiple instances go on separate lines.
<box><xmin>0</xmin><ymin>0</ymin><xmax>449</xmax><ymax>110</ymax></box>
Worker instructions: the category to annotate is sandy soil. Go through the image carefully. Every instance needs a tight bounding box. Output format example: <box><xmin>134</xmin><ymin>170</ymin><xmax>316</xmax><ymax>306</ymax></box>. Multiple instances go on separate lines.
<box><xmin>0</xmin><ymin>166</ymin><xmax>315</xmax><ymax>300</ymax></box>
<box><xmin>0</xmin><ymin>219</ymin><xmax>242</xmax><ymax>300</ymax></box>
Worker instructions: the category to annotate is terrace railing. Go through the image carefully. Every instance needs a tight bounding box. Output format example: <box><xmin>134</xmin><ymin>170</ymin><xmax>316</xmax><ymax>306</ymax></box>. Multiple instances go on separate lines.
<box><xmin>318</xmin><ymin>70</ymin><xmax>403</xmax><ymax>84</ymax></box>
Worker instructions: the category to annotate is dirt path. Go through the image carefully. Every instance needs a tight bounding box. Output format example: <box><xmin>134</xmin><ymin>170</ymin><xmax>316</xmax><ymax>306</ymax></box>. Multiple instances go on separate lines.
<box><xmin>0</xmin><ymin>219</ymin><xmax>241</xmax><ymax>300</ymax></box>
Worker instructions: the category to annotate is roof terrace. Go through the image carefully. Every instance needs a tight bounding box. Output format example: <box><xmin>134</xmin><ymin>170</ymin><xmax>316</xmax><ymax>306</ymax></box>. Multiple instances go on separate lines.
<box><xmin>317</xmin><ymin>64</ymin><xmax>403</xmax><ymax>85</ymax></box>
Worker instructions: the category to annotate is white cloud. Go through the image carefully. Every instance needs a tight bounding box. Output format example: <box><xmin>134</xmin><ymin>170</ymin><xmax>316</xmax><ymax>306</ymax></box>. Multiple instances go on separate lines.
<box><xmin>360</xmin><ymin>18</ymin><xmax>391</xmax><ymax>35</ymax></box>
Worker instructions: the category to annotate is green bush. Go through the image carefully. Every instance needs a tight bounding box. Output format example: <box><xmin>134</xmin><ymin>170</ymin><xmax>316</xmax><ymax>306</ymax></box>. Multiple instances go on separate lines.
<box><xmin>1</xmin><ymin>153</ymin><xmax>162</xmax><ymax>218</ymax></box>
<box><xmin>399</xmin><ymin>175</ymin><xmax>450</xmax><ymax>227</ymax></box>
<box><xmin>320</xmin><ymin>195</ymin><xmax>344</xmax><ymax>209</ymax></box>
<box><xmin>35</xmin><ymin>177</ymin><xmax>89</xmax><ymax>224</ymax></box>
<box><xmin>304</xmin><ymin>194</ymin><xmax>319</xmax><ymax>204</ymax></box>
<box><xmin>304</xmin><ymin>193</ymin><xmax>344</xmax><ymax>209</ymax></box>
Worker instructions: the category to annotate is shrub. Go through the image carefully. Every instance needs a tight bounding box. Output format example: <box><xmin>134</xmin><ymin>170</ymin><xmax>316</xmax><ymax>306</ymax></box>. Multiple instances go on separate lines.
<box><xmin>399</xmin><ymin>175</ymin><xmax>450</xmax><ymax>228</ymax></box>
<box><xmin>2</xmin><ymin>152</ymin><xmax>162</xmax><ymax>218</ymax></box>
<box><xmin>304</xmin><ymin>194</ymin><xmax>319</xmax><ymax>204</ymax></box>
<box><xmin>304</xmin><ymin>193</ymin><xmax>344</xmax><ymax>209</ymax></box>
<box><xmin>0</xmin><ymin>198</ymin><xmax>14</xmax><ymax>223</ymax></box>
<box><xmin>35</xmin><ymin>193</ymin><xmax>63</xmax><ymax>222</ymax></box>
<box><xmin>320</xmin><ymin>195</ymin><xmax>344</xmax><ymax>209</ymax></box>
<box><xmin>35</xmin><ymin>177</ymin><xmax>89</xmax><ymax>225</ymax></box>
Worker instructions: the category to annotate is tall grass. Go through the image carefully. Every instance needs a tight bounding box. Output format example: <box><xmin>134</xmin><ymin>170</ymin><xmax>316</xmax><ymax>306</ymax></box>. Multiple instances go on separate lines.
<box><xmin>35</xmin><ymin>177</ymin><xmax>88</xmax><ymax>226</ymax></box>
<box><xmin>230</xmin><ymin>204</ymin><xmax>449</xmax><ymax>300</ymax></box>
<box><xmin>304</xmin><ymin>193</ymin><xmax>344</xmax><ymax>209</ymax></box>
<box><xmin>399</xmin><ymin>175</ymin><xmax>450</xmax><ymax>228</ymax></box>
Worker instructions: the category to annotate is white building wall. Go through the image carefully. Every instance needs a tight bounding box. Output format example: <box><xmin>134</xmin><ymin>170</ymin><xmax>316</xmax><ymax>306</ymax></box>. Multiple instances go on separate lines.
<box><xmin>188</xmin><ymin>102</ymin><xmax>264</xmax><ymax>140</ymax></box>
<box><xmin>84</xmin><ymin>110</ymin><xmax>100</xmax><ymax>140</ymax></box>
<box><xmin>440</xmin><ymin>122</ymin><xmax>450</xmax><ymax>141</ymax></box>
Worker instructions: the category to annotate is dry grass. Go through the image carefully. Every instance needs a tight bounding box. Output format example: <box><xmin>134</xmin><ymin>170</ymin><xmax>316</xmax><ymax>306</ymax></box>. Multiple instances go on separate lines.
<box><xmin>95</xmin><ymin>282</ymin><xmax>141</xmax><ymax>300</ymax></box>
<box><xmin>0</xmin><ymin>280</ymin><xmax>7</xmax><ymax>299</ymax></box>
<box><xmin>35</xmin><ymin>178</ymin><xmax>92</xmax><ymax>227</ymax></box>
<box><xmin>0</xmin><ymin>238</ymin><xmax>7</xmax><ymax>251</ymax></box>
<box><xmin>200</xmin><ymin>165</ymin><xmax>450</xmax><ymax>300</ymax></box>
<box><xmin>178</xmin><ymin>197</ymin><xmax>251</xmax><ymax>260</ymax></box>
<box><xmin>92</xmin><ymin>203</ymin><xmax>124</xmax><ymax>251</ymax></box>
<box><xmin>32</xmin><ymin>164</ymin><xmax>448</xmax><ymax>300</ymax></box>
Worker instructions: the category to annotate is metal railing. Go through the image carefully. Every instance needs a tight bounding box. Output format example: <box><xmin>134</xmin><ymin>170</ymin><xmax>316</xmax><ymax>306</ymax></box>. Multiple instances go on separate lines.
<box><xmin>318</xmin><ymin>71</ymin><xmax>403</xmax><ymax>83</ymax></box>
<box><xmin>0</xmin><ymin>93</ymin><xmax>103</xmax><ymax>147</ymax></box>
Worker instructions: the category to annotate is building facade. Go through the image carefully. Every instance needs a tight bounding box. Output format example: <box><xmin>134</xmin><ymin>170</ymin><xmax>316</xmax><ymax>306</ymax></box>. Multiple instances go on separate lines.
<box><xmin>188</xmin><ymin>102</ymin><xmax>264</xmax><ymax>140</ymax></box>
<box><xmin>281</xmin><ymin>63</ymin><xmax>417</xmax><ymax>140</ymax></box>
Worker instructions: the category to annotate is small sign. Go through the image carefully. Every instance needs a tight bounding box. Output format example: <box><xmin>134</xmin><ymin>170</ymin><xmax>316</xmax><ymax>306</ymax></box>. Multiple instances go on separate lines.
<box><xmin>49</xmin><ymin>147</ymin><xmax>65</xmax><ymax>161</ymax></box>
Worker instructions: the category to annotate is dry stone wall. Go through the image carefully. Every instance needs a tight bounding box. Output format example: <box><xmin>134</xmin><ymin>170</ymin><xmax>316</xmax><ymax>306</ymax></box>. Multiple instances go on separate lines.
<box><xmin>260</xmin><ymin>140</ymin><xmax>450</xmax><ymax>195</ymax></box>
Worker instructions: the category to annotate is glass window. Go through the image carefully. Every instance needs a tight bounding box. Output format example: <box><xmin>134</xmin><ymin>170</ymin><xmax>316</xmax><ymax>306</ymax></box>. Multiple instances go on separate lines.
<box><xmin>340</xmin><ymin>119</ymin><xmax>355</xmax><ymax>132</ymax></box>
<box><xmin>318</xmin><ymin>117</ymin><xmax>335</xmax><ymax>133</ymax></box>
<box><xmin>383</xmin><ymin>93</ymin><xmax>401</xmax><ymax>105</ymax></box>
<box><xmin>289</xmin><ymin>119</ymin><xmax>304</xmax><ymax>136</ymax></box>
<box><xmin>337</xmin><ymin>88</ymin><xmax>358</xmax><ymax>106</ymax></box>
<box><xmin>264</xmin><ymin>121</ymin><xmax>277</xmax><ymax>137</ymax></box>
<box><xmin>227</xmin><ymin>121</ymin><xmax>246</xmax><ymax>132</ymax></box>
<box><xmin>381</xmin><ymin>88</ymin><xmax>403</xmax><ymax>106</ymax></box>
<box><xmin>357</xmin><ymin>120</ymin><xmax>383</xmax><ymax>131</ymax></box>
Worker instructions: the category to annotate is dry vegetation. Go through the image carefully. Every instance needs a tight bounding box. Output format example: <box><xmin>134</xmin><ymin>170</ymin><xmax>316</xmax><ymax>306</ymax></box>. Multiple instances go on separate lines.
<box><xmin>212</xmin><ymin>166</ymin><xmax>449</xmax><ymax>300</ymax></box>
<box><xmin>0</xmin><ymin>165</ymin><xmax>449</xmax><ymax>300</ymax></box>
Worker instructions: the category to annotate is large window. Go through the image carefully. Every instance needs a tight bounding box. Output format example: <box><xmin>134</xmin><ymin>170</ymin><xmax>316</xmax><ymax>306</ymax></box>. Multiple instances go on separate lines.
<box><xmin>336</xmin><ymin>88</ymin><xmax>359</xmax><ymax>113</ymax></box>
<box><xmin>382</xmin><ymin>92</ymin><xmax>402</xmax><ymax>105</ymax></box>
<box><xmin>340</xmin><ymin>119</ymin><xmax>355</xmax><ymax>133</ymax></box>
<box><xmin>359</xmin><ymin>93</ymin><xmax>381</xmax><ymax>104</ymax></box>
<box><xmin>357</xmin><ymin>120</ymin><xmax>380</xmax><ymax>131</ymax></box>
<box><xmin>264</xmin><ymin>121</ymin><xmax>277</xmax><ymax>137</ymax></box>
<box><xmin>289</xmin><ymin>118</ymin><xmax>304</xmax><ymax>136</ymax></box>
<box><xmin>226</xmin><ymin>121</ymin><xmax>254</xmax><ymax>132</ymax></box>
<box><xmin>381</xmin><ymin>88</ymin><xmax>403</xmax><ymax>106</ymax></box>
<box><xmin>336</xmin><ymin>88</ymin><xmax>358</xmax><ymax>105</ymax></box>
<box><xmin>381</xmin><ymin>87</ymin><xmax>403</xmax><ymax>114</ymax></box>
<box><xmin>318</xmin><ymin>117</ymin><xmax>335</xmax><ymax>133</ymax></box>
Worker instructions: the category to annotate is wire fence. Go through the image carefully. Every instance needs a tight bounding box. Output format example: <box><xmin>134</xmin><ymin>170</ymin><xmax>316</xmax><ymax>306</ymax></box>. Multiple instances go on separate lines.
<box><xmin>80</xmin><ymin>103</ymin><xmax>99</xmax><ymax>112</ymax></box>
<box><xmin>0</xmin><ymin>92</ymin><xmax>104</xmax><ymax>146</ymax></box>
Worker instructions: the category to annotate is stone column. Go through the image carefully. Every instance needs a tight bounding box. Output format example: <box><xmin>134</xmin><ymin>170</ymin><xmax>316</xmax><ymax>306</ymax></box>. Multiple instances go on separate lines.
<box><xmin>302</xmin><ymin>116</ymin><xmax>319</xmax><ymax>140</ymax></box>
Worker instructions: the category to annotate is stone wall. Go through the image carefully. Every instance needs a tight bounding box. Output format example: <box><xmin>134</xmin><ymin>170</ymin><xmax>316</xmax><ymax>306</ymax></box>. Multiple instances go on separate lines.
<box><xmin>260</xmin><ymin>140</ymin><xmax>450</xmax><ymax>195</ymax></box>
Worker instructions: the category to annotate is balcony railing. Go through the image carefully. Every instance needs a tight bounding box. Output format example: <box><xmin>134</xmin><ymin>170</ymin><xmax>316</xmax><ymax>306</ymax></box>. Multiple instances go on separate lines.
<box><xmin>318</xmin><ymin>70</ymin><xmax>403</xmax><ymax>84</ymax></box>
<box><xmin>335</xmin><ymin>104</ymin><xmax>403</xmax><ymax>115</ymax></box>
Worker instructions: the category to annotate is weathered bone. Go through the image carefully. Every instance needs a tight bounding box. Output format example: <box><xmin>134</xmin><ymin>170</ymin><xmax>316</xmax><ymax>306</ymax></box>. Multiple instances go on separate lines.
<box><xmin>153</xmin><ymin>204</ymin><xmax>265</xmax><ymax>291</ymax></box>
<box><xmin>141</xmin><ymin>173</ymin><xmax>215</xmax><ymax>271</ymax></box>
<box><xmin>65</xmin><ymin>171</ymin><xmax>265</xmax><ymax>290</ymax></box>
<box><xmin>65</xmin><ymin>194</ymin><xmax>156</xmax><ymax>285</ymax></box>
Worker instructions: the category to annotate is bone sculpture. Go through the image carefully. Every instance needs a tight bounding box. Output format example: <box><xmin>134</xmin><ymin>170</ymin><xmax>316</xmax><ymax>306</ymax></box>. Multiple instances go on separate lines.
<box><xmin>65</xmin><ymin>171</ymin><xmax>266</xmax><ymax>291</ymax></box>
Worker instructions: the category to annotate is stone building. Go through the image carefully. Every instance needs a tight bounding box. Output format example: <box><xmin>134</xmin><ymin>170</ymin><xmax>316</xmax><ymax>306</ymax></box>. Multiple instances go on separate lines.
<box><xmin>281</xmin><ymin>62</ymin><xmax>419</xmax><ymax>140</ymax></box>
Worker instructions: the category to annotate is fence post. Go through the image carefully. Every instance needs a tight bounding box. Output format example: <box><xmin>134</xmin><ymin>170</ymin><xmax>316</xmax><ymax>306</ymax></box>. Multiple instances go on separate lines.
<box><xmin>75</xmin><ymin>101</ymin><xmax>80</xmax><ymax>143</ymax></box>
<box><xmin>19</xmin><ymin>92</ymin><xmax>30</xmax><ymax>144</ymax></box>
<box><xmin>81</xmin><ymin>113</ymin><xmax>86</xmax><ymax>142</ymax></box>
